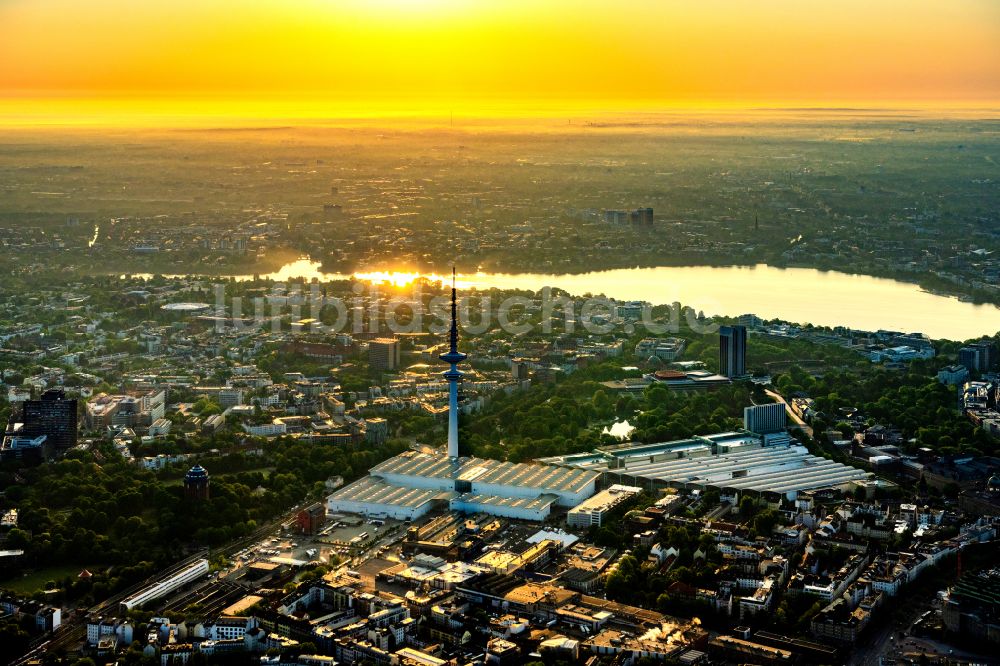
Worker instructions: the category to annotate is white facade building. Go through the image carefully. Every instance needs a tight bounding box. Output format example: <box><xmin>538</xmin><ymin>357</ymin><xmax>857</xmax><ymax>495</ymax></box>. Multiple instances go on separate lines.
<box><xmin>743</xmin><ymin>403</ymin><xmax>788</xmax><ymax>435</ymax></box>
<box><xmin>566</xmin><ymin>485</ymin><xmax>643</xmax><ymax>528</ymax></box>
<box><xmin>243</xmin><ymin>422</ymin><xmax>287</xmax><ymax>437</ymax></box>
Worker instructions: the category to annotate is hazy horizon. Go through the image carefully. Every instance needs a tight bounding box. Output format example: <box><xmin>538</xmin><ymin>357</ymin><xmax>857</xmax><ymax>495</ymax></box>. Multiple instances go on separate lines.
<box><xmin>3</xmin><ymin>0</ymin><xmax>999</xmax><ymax>126</ymax></box>
<box><xmin>2</xmin><ymin>98</ymin><xmax>999</xmax><ymax>130</ymax></box>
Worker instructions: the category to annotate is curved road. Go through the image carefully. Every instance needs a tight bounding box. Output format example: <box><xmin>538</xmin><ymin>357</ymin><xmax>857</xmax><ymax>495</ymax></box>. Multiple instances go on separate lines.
<box><xmin>764</xmin><ymin>388</ymin><xmax>813</xmax><ymax>439</ymax></box>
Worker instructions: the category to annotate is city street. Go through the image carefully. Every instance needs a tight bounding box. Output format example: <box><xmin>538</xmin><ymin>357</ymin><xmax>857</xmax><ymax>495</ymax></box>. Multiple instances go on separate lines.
<box><xmin>764</xmin><ymin>388</ymin><xmax>814</xmax><ymax>439</ymax></box>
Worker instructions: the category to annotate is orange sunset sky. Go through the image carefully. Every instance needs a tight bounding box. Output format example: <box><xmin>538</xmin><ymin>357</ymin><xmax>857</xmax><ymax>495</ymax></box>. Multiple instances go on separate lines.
<box><xmin>1</xmin><ymin>0</ymin><xmax>998</xmax><ymax>120</ymax></box>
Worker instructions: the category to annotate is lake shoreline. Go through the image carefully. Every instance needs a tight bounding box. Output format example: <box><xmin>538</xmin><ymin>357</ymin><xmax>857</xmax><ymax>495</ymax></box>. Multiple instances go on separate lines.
<box><xmin>77</xmin><ymin>252</ymin><xmax>994</xmax><ymax>308</ymax></box>
<box><xmin>116</xmin><ymin>259</ymin><xmax>1000</xmax><ymax>341</ymax></box>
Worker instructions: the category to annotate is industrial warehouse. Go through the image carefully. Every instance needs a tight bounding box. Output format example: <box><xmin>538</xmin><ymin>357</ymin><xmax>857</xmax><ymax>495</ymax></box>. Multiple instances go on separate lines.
<box><xmin>539</xmin><ymin>433</ymin><xmax>872</xmax><ymax>500</ymax></box>
<box><xmin>326</xmin><ymin>453</ymin><xmax>599</xmax><ymax>522</ymax></box>
<box><xmin>538</xmin><ymin>402</ymin><xmax>873</xmax><ymax>500</ymax></box>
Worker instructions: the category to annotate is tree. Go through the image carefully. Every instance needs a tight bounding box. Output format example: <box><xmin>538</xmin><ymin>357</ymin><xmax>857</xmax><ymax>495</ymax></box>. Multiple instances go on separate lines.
<box><xmin>592</xmin><ymin>390</ymin><xmax>613</xmax><ymax>418</ymax></box>
<box><xmin>605</xmin><ymin>570</ymin><xmax>630</xmax><ymax>600</ymax></box>
<box><xmin>5</xmin><ymin>528</ymin><xmax>30</xmax><ymax>550</ymax></box>
<box><xmin>0</xmin><ymin>621</ymin><xmax>31</xmax><ymax>664</ymax></box>
<box><xmin>739</xmin><ymin>496</ymin><xmax>758</xmax><ymax>518</ymax></box>
<box><xmin>752</xmin><ymin>509</ymin><xmax>780</xmax><ymax>537</ymax></box>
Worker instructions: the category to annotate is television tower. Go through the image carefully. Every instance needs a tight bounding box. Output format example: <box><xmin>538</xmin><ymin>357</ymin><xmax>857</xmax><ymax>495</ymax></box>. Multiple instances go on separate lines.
<box><xmin>440</xmin><ymin>268</ymin><xmax>466</xmax><ymax>459</ymax></box>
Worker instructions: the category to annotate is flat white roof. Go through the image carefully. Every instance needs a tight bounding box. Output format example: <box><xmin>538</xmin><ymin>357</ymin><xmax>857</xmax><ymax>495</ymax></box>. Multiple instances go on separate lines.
<box><xmin>327</xmin><ymin>476</ymin><xmax>455</xmax><ymax>509</ymax></box>
<box><xmin>526</xmin><ymin>530</ymin><xmax>579</xmax><ymax>549</ymax></box>
<box><xmin>554</xmin><ymin>441</ymin><xmax>870</xmax><ymax>494</ymax></box>
<box><xmin>372</xmin><ymin>451</ymin><xmax>599</xmax><ymax>494</ymax></box>
<box><xmin>568</xmin><ymin>484</ymin><xmax>643</xmax><ymax>515</ymax></box>
<box><xmin>453</xmin><ymin>492</ymin><xmax>559</xmax><ymax>512</ymax></box>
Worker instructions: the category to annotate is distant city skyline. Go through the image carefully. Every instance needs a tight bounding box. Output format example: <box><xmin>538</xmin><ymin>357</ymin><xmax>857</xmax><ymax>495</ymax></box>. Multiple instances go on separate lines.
<box><xmin>1</xmin><ymin>0</ymin><xmax>998</xmax><ymax>123</ymax></box>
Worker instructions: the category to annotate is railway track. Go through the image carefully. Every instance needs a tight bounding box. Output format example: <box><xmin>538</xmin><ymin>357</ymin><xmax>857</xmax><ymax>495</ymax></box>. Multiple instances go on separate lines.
<box><xmin>10</xmin><ymin>502</ymin><xmax>306</xmax><ymax>664</ymax></box>
<box><xmin>9</xmin><ymin>551</ymin><xmax>210</xmax><ymax>665</ymax></box>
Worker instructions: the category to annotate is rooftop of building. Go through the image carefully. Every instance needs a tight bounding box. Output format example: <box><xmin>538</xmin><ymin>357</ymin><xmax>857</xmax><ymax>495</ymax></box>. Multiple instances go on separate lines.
<box><xmin>543</xmin><ymin>437</ymin><xmax>870</xmax><ymax>494</ymax></box>
<box><xmin>568</xmin><ymin>484</ymin><xmax>643</xmax><ymax>514</ymax></box>
<box><xmin>543</xmin><ymin>431</ymin><xmax>760</xmax><ymax>467</ymax></box>
<box><xmin>327</xmin><ymin>476</ymin><xmax>455</xmax><ymax>510</ymax></box>
<box><xmin>371</xmin><ymin>450</ymin><xmax>599</xmax><ymax>494</ymax></box>
<box><xmin>455</xmin><ymin>492</ymin><xmax>560</xmax><ymax>512</ymax></box>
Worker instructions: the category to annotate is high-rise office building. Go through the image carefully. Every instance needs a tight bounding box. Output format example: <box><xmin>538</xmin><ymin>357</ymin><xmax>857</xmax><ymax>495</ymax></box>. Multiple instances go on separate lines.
<box><xmin>972</xmin><ymin>341</ymin><xmax>995</xmax><ymax>371</ymax></box>
<box><xmin>511</xmin><ymin>359</ymin><xmax>529</xmax><ymax>381</ymax></box>
<box><xmin>744</xmin><ymin>403</ymin><xmax>787</xmax><ymax>435</ymax></box>
<box><xmin>369</xmin><ymin>338</ymin><xmax>401</xmax><ymax>372</ymax></box>
<box><xmin>603</xmin><ymin>209</ymin><xmax>627</xmax><ymax>224</ymax></box>
<box><xmin>22</xmin><ymin>388</ymin><xmax>78</xmax><ymax>451</ymax></box>
<box><xmin>604</xmin><ymin>207</ymin><xmax>654</xmax><ymax>225</ymax></box>
<box><xmin>628</xmin><ymin>207</ymin><xmax>654</xmax><ymax>224</ymax></box>
<box><xmin>719</xmin><ymin>325</ymin><xmax>747</xmax><ymax>378</ymax></box>
<box><xmin>958</xmin><ymin>346</ymin><xmax>982</xmax><ymax>373</ymax></box>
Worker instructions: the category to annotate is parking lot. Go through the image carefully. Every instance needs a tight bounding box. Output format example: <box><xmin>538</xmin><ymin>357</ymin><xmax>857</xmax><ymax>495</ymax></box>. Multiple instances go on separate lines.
<box><xmin>218</xmin><ymin>514</ymin><xmax>405</xmax><ymax>583</ymax></box>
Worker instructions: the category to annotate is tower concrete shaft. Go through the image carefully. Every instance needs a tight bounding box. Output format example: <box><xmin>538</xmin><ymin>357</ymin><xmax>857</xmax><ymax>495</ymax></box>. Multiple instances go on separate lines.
<box><xmin>439</xmin><ymin>268</ymin><xmax>466</xmax><ymax>459</ymax></box>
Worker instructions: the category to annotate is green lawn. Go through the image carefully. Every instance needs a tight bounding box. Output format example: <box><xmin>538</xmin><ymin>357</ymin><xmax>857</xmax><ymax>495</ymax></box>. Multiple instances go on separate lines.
<box><xmin>0</xmin><ymin>564</ymin><xmax>95</xmax><ymax>596</ymax></box>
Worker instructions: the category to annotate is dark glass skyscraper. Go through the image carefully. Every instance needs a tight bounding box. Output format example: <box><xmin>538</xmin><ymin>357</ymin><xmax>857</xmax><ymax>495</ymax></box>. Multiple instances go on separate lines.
<box><xmin>21</xmin><ymin>388</ymin><xmax>78</xmax><ymax>451</ymax></box>
<box><xmin>719</xmin><ymin>325</ymin><xmax>747</xmax><ymax>378</ymax></box>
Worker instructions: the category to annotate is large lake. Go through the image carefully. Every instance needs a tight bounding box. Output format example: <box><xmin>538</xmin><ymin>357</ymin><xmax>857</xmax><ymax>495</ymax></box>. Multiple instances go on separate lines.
<box><xmin>160</xmin><ymin>259</ymin><xmax>1000</xmax><ymax>341</ymax></box>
